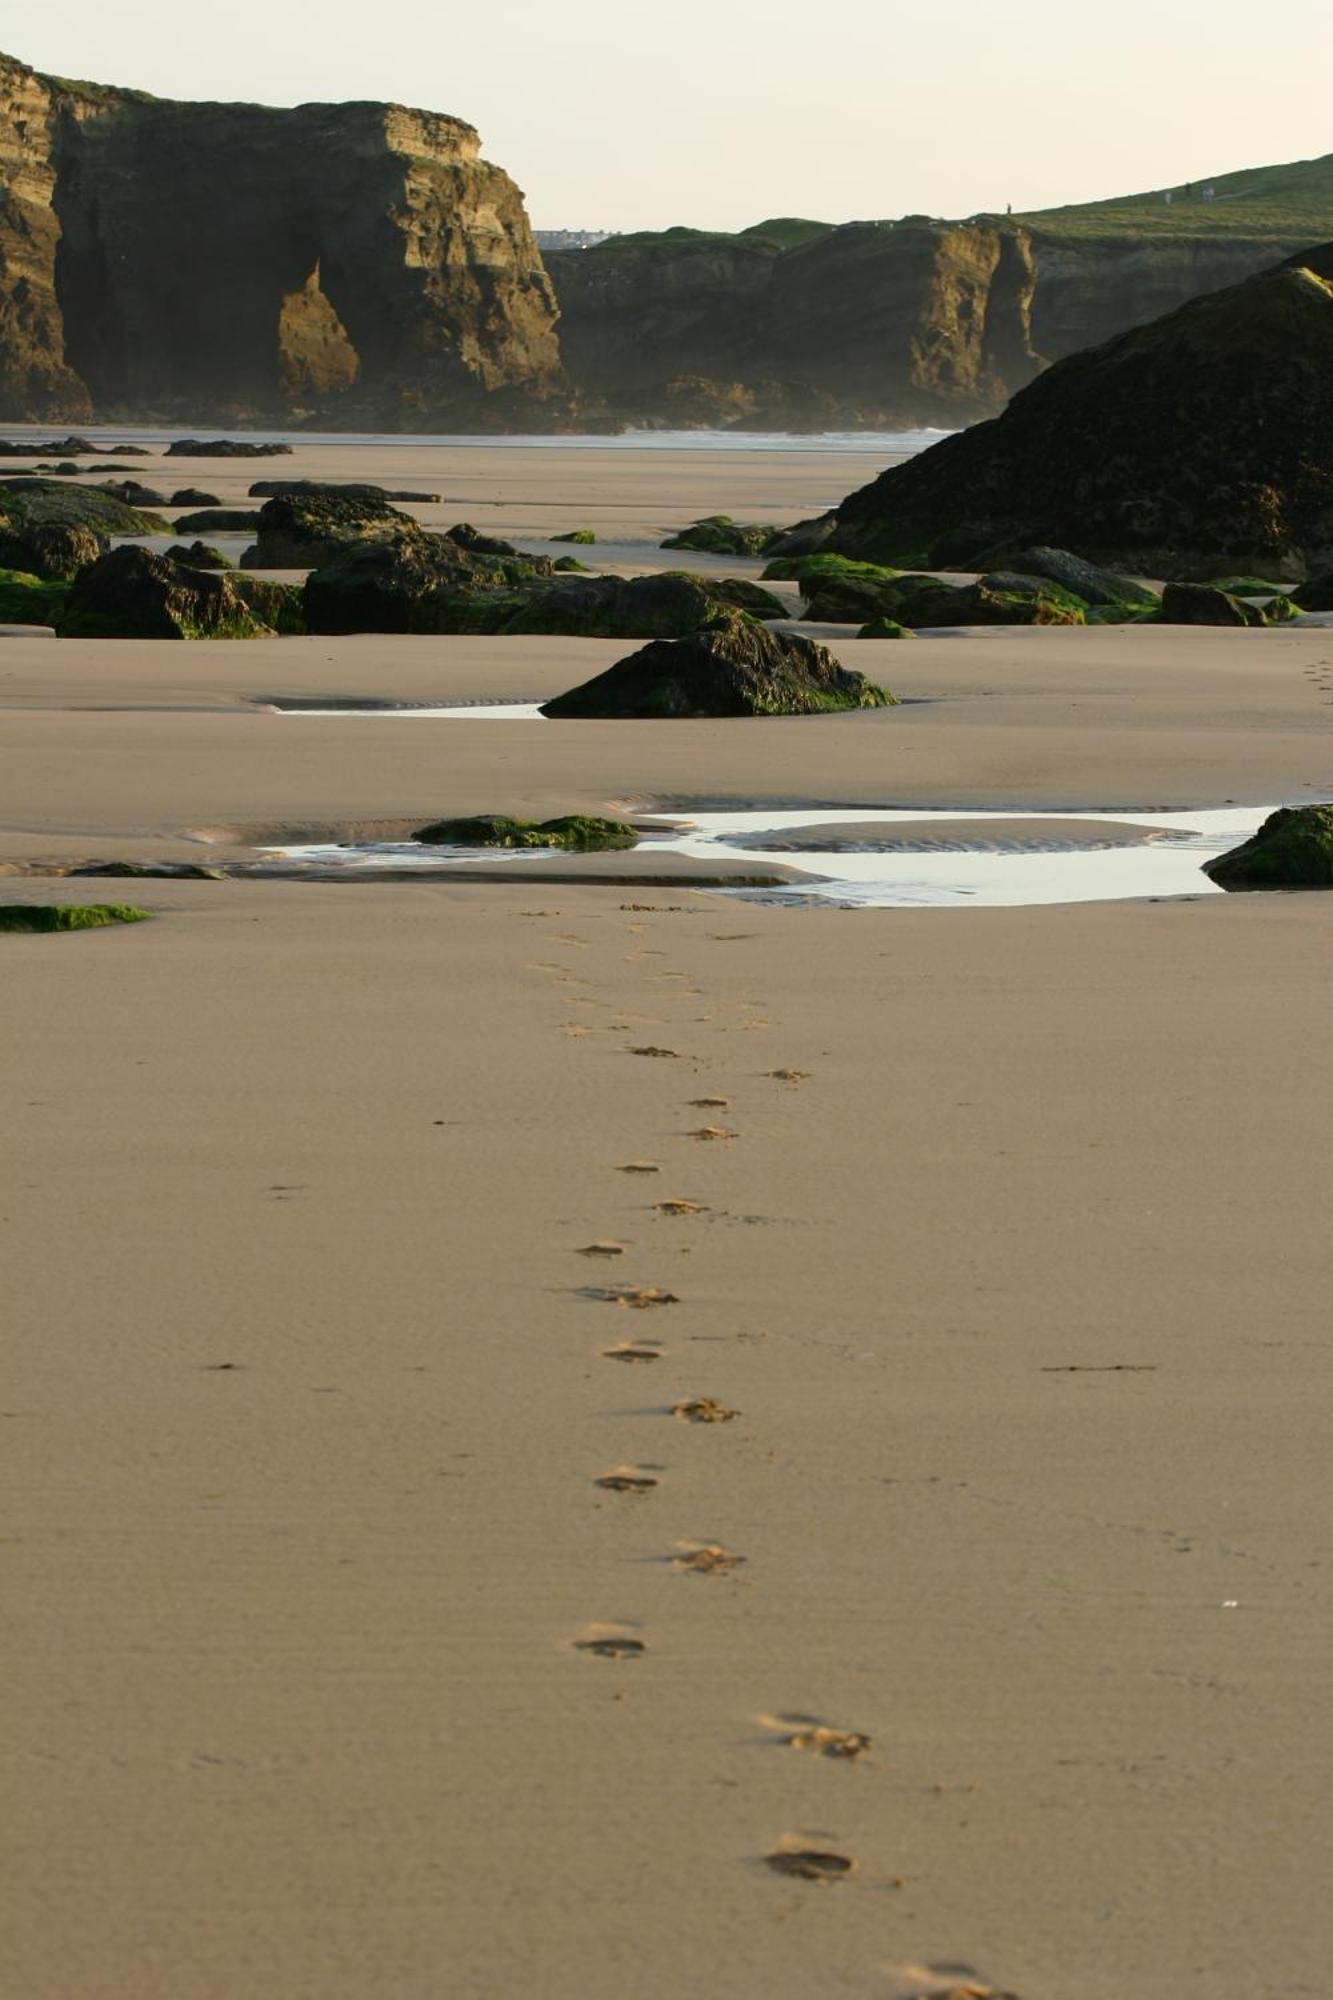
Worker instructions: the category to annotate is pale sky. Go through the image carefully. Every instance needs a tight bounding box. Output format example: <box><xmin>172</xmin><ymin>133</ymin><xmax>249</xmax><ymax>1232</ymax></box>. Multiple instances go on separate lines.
<box><xmin>11</xmin><ymin>0</ymin><xmax>1332</xmax><ymax>232</ymax></box>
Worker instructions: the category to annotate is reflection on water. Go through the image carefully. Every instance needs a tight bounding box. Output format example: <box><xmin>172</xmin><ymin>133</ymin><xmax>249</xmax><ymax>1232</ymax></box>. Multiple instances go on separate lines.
<box><xmin>266</xmin><ymin>803</ymin><xmax>1277</xmax><ymax>908</ymax></box>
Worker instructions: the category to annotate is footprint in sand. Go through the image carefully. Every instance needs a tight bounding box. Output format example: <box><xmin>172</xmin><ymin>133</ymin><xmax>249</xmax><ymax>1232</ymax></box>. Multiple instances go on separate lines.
<box><xmin>884</xmin><ymin>1966</ymin><xmax>1021</xmax><ymax>2000</ymax></box>
<box><xmin>672</xmin><ymin>1398</ymin><xmax>739</xmax><ymax>1424</ymax></box>
<box><xmin>654</xmin><ymin>1199</ymin><xmax>708</xmax><ymax>1217</ymax></box>
<box><xmin>759</xmin><ymin>1712</ymin><xmax>872</xmax><ymax>1760</ymax></box>
<box><xmin>688</xmin><ymin>1125</ymin><xmax>738</xmax><ymax>1143</ymax></box>
<box><xmin>764</xmin><ymin>1840</ymin><xmax>857</xmax><ymax>1883</ymax></box>
<box><xmin>603</xmin><ymin>1341</ymin><xmax>663</xmax><ymax>1364</ymax></box>
<box><xmin>573</xmin><ymin>1623</ymin><xmax>646</xmax><ymax>1661</ymax></box>
<box><xmin>595</xmin><ymin>1467</ymin><xmax>660</xmax><ymax>1494</ymax></box>
<box><xmin>672</xmin><ymin>1541</ymin><xmax>745</xmax><ymax>1574</ymax></box>
<box><xmin>586</xmin><ymin>1284</ymin><xmax>679</xmax><ymax>1308</ymax></box>
<box><xmin>576</xmin><ymin>1242</ymin><xmax>626</xmax><ymax>1258</ymax></box>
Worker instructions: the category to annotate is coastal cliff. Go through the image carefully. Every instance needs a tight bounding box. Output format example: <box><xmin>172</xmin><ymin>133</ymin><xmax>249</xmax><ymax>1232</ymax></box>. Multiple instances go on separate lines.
<box><xmin>549</xmin><ymin>154</ymin><xmax>1333</xmax><ymax>429</ymax></box>
<box><xmin>0</xmin><ymin>51</ymin><xmax>565</xmax><ymax>427</ymax></box>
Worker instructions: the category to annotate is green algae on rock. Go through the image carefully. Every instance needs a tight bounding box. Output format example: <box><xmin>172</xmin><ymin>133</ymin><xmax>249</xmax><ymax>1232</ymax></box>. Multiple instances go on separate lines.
<box><xmin>57</xmin><ymin>546</ymin><xmax>280</xmax><ymax>640</ymax></box>
<box><xmin>810</xmin><ymin>570</ymin><xmax>1086</xmax><ymax>628</ymax></box>
<box><xmin>241</xmin><ymin>492</ymin><xmax>412</xmax><ymax>568</ymax></box>
<box><xmin>503</xmin><ymin>570</ymin><xmax>784</xmax><ymax>638</ymax></box>
<box><xmin>164</xmin><ymin>541</ymin><xmax>233</xmax><ymax>570</ymax></box>
<box><xmin>552</xmin><ymin>529</ymin><xmax>597</xmax><ymax>544</ymax></box>
<box><xmin>0</xmin><ymin>477</ymin><xmax>168</xmax><ymax>536</ymax></box>
<box><xmin>0</xmin><ymin>566</ymin><xmax>71</xmax><ymax>625</ymax></box>
<box><xmin>541</xmin><ymin>610</ymin><xmax>896</xmax><ymax>718</ymax></box>
<box><xmin>412</xmin><ymin>814</ymin><xmax>638</xmax><ymax>851</ymax></box>
<box><xmin>662</xmin><ymin>516</ymin><xmax>784</xmax><ymax>557</ymax></box>
<box><xmin>1158</xmin><ymin>582</ymin><xmax>1267</xmax><ymax>627</ymax></box>
<box><xmin>857</xmin><ymin>616</ymin><xmax>914</xmax><ymax>639</ymax></box>
<box><xmin>0</xmin><ymin>903</ymin><xmax>148</xmax><ymax>932</ymax></box>
<box><xmin>0</xmin><ymin>518</ymin><xmax>105</xmax><ymax>580</ymax></box>
<box><xmin>1203</xmin><ymin>805</ymin><xmax>1333</xmax><ymax>889</ymax></box>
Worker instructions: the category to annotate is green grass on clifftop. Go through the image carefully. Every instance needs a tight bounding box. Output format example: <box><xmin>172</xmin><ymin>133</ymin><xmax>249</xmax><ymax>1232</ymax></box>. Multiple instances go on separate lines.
<box><xmin>1015</xmin><ymin>152</ymin><xmax>1333</xmax><ymax>243</ymax></box>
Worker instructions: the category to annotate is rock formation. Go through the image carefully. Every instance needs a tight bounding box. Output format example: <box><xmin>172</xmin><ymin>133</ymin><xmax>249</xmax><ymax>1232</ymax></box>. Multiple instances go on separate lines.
<box><xmin>540</xmin><ymin>612</ymin><xmax>895</xmax><ymax>718</ymax></box>
<box><xmin>0</xmin><ymin>50</ymin><xmax>565</xmax><ymax>427</ymax></box>
<box><xmin>813</xmin><ymin>245</ymin><xmax>1333</xmax><ymax>580</ymax></box>
<box><xmin>1204</xmin><ymin>805</ymin><xmax>1333</xmax><ymax>889</ymax></box>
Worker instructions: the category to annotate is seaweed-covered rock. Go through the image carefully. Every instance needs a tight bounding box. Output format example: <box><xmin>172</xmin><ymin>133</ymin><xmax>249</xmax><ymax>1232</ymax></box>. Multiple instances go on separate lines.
<box><xmin>857</xmin><ymin>616</ymin><xmax>914</xmax><ymax>639</ymax></box>
<box><xmin>411</xmin><ymin>813</ymin><xmax>638</xmax><ymax>850</ymax></box>
<box><xmin>167</xmin><ymin>440</ymin><xmax>293</xmax><ymax>457</ymax></box>
<box><xmin>0</xmin><ymin>903</ymin><xmax>148</xmax><ymax>932</ymax></box>
<box><xmin>0</xmin><ymin>566</ymin><xmax>70</xmax><ymax>624</ymax></box>
<box><xmin>241</xmin><ymin>492</ymin><xmax>411</xmax><ymax>568</ymax></box>
<box><xmin>99</xmin><ymin>479</ymin><xmax>170</xmax><ymax>507</ymax></box>
<box><xmin>505</xmin><ymin>570</ymin><xmax>783</xmax><ymax>638</ymax></box>
<box><xmin>171</xmin><ymin>488</ymin><xmax>222</xmax><ymax>507</ymax></box>
<box><xmin>552</xmin><ymin>555</ymin><xmax>588</xmax><ymax>572</ymax></box>
<box><xmin>1159</xmin><ymin>582</ymin><xmax>1266</xmax><ymax>627</ymax></box>
<box><xmin>0</xmin><ymin>477</ymin><xmax>168</xmax><ymax>535</ymax></box>
<box><xmin>57</xmin><ymin>546</ymin><xmax>280</xmax><ymax>639</ymax></box>
<box><xmin>552</xmin><ymin>529</ymin><xmax>596</xmax><ymax>544</ymax></box>
<box><xmin>820</xmin><ymin>244</ymin><xmax>1333</xmax><ymax>577</ymax></box>
<box><xmin>1203</xmin><ymin>805</ymin><xmax>1333</xmax><ymax>889</ymax></box>
<box><xmin>229</xmin><ymin>573</ymin><xmax>305</xmax><ymax>633</ymax></box>
<box><xmin>70</xmin><ymin>860</ymin><xmax>225</xmax><ymax>879</ymax></box>
<box><xmin>1203</xmin><ymin>575</ymin><xmax>1292</xmax><ymax>598</ymax></box>
<box><xmin>810</xmin><ymin>570</ymin><xmax>1085</xmax><ymax>628</ymax></box>
<box><xmin>761</xmin><ymin>552</ymin><xmax>899</xmax><ymax>585</ymax></box>
<box><xmin>1013</xmin><ymin>546</ymin><xmax>1160</xmax><ymax>609</ymax></box>
<box><xmin>164</xmin><ymin>541</ymin><xmax>233</xmax><ymax>570</ymax></box>
<box><xmin>303</xmin><ymin>534</ymin><xmax>550</xmax><ymax>635</ymax></box>
<box><xmin>662</xmin><ymin>516</ymin><xmax>784</xmax><ymax>557</ymax></box>
<box><xmin>541</xmin><ymin>610</ymin><xmax>896</xmax><ymax>718</ymax></box>
<box><xmin>0</xmin><ymin>519</ymin><xmax>105</xmax><ymax>580</ymax></box>
<box><xmin>443</xmin><ymin>522</ymin><xmax>518</xmax><ymax>556</ymax></box>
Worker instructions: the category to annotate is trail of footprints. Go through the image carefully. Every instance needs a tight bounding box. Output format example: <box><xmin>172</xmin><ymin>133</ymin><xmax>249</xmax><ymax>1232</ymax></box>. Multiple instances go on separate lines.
<box><xmin>528</xmin><ymin>908</ymin><xmax>871</xmax><ymax>1904</ymax></box>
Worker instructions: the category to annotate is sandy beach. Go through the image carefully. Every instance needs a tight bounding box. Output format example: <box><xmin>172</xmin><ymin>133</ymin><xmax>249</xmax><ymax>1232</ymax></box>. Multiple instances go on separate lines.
<box><xmin>3</xmin><ymin>440</ymin><xmax>1331</xmax><ymax>2000</ymax></box>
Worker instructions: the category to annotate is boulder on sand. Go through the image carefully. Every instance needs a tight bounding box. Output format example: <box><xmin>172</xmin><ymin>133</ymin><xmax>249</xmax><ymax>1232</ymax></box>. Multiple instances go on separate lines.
<box><xmin>56</xmin><ymin>545</ymin><xmax>280</xmax><ymax>639</ymax></box>
<box><xmin>248</xmin><ymin>480</ymin><xmax>441</xmax><ymax>502</ymax></box>
<box><xmin>241</xmin><ymin>492</ymin><xmax>412</xmax><ymax>568</ymax></box>
<box><xmin>504</xmin><ymin>569</ymin><xmax>784</xmax><ymax>637</ymax></box>
<box><xmin>1203</xmin><ymin>805</ymin><xmax>1333</xmax><ymax>889</ymax></box>
<box><xmin>303</xmin><ymin>534</ymin><xmax>551</xmax><ymax>635</ymax></box>
<box><xmin>808</xmin><ymin>570</ymin><xmax>1086</xmax><ymax>627</ymax></box>
<box><xmin>1158</xmin><ymin>581</ymin><xmax>1266</xmax><ymax>627</ymax></box>
<box><xmin>167</xmin><ymin>439</ymin><xmax>293</xmax><ymax>457</ymax></box>
<box><xmin>0</xmin><ymin>477</ymin><xmax>168</xmax><ymax>536</ymax></box>
<box><xmin>171</xmin><ymin>488</ymin><xmax>222</xmax><ymax>507</ymax></box>
<box><xmin>0</xmin><ymin>519</ymin><xmax>105</xmax><ymax>580</ymax></box>
<box><xmin>164</xmin><ymin>541</ymin><xmax>233</xmax><ymax>570</ymax></box>
<box><xmin>541</xmin><ymin>610</ymin><xmax>896</xmax><ymax>717</ymax></box>
<box><xmin>411</xmin><ymin>814</ymin><xmax>638</xmax><ymax>850</ymax></box>
<box><xmin>1013</xmin><ymin>546</ymin><xmax>1160</xmax><ymax>610</ymax></box>
<box><xmin>662</xmin><ymin>516</ymin><xmax>784</xmax><ymax>557</ymax></box>
<box><xmin>443</xmin><ymin>522</ymin><xmax>519</xmax><ymax>557</ymax></box>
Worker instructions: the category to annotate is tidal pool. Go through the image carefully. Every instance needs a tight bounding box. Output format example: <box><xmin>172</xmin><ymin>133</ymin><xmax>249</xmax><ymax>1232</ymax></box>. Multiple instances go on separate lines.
<box><xmin>263</xmin><ymin>803</ymin><xmax>1279</xmax><ymax>907</ymax></box>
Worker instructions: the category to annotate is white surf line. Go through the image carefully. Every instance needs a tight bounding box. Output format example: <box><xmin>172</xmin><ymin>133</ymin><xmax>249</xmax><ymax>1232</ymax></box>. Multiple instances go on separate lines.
<box><xmin>265</xmin><ymin>701</ymin><xmax>546</xmax><ymax>720</ymax></box>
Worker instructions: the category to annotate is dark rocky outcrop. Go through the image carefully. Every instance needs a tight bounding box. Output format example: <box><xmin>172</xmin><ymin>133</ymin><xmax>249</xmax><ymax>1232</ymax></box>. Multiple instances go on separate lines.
<box><xmin>0</xmin><ymin>50</ymin><xmax>565</xmax><ymax>428</ymax></box>
<box><xmin>1293</xmin><ymin>572</ymin><xmax>1333</xmax><ymax>610</ymax></box>
<box><xmin>173</xmin><ymin>509</ymin><xmax>261</xmax><ymax>534</ymax></box>
<box><xmin>503</xmin><ymin>570</ymin><xmax>784</xmax><ymax>637</ymax></box>
<box><xmin>228</xmin><ymin>573</ymin><xmax>305</xmax><ymax>634</ymax></box>
<box><xmin>170</xmin><ymin>488</ymin><xmax>222</xmax><ymax>507</ymax></box>
<box><xmin>164</xmin><ymin>541</ymin><xmax>233</xmax><ymax>570</ymax></box>
<box><xmin>57</xmin><ymin>545</ymin><xmax>279</xmax><ymax>639</ymax></box>
<box><xmin>166</xmin><ymin>440</ymin><xmax>293</xmax><ymax>457</ymax></box>
<box><xmin>662</xmin><ymin>516</ymin><xmax>784</xmax><ymax>557</ymax></box>
<box><xmin>1203</xmin><ymin>805</ymin><xmax>1333</xmax><ymax>889</ymax></box>
<box><xmin>805</xmin><ymin>567</ymin><xmax>1086</xmax><ymax>627</ymax></box>
<box><xmin>69</xmin><ymin>861</ymin><xmax>224</xmax><ymax>879</ymax></box>
<box><xmin>552</xmin><ymin>529</ymin><xmax>596</xmax><ymax>544</ymax></box>
<box><xmin>241</xmin><ymin>493</ymin><xmax>411</xmax><ymax>568</ymax></box>
<box><xmin>0</xmin><ymin>517</ymin><xmax>103</xmax><ymax>579</ymax></box>
<box><xmin>1013</xmin><ymin>546</ymin><xmax>1160</xmax><ymax>609</ymax></box>
<box><xmin>443</xmin><ymin>522</ymin><xmax>518</xmax><ymax>556</ymax></box>
<box><xmin>1158</xmin><ymin>582</ymin><xmax>1266</xmax><ymax>627</ymax></box>
<box><xmin>541</xmin><ymin>611</ymin><xmax>895</xmax><ymax>718</ymax></box>
<box><xmin>248</xmin><ymin>479</ymin><xmax>441</xmax><ymax>502</ymax></box>
<box><xmin>817</xmin><ymin>245</ymin><xmax>1333</xmax><ymax>579</ymax></box>
<box><xmin>411</xmin><ymin>814</ymin><xmax>637</xmax><ymax>850</ymax></box>
<box><xmin>0</xmin><ymin>477</ymin><xmax>168</xmax><ymax>535</ymax></box>
<box><xmin>98</xmin><ymin>480</ymin><xmax>170</xmax><ymax>507</ymax></box>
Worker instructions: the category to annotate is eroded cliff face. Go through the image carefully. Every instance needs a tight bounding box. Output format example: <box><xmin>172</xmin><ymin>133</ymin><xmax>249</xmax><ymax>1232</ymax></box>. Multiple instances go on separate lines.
<box><xmin>0</xmin><ymin>53</ymin><xmax>564</xmax><ymax>427</ymax></box>
<box><xmin>549</xmin><ymin>214</ymin><xmax>1324</xmax><ymax>430</ymax></box>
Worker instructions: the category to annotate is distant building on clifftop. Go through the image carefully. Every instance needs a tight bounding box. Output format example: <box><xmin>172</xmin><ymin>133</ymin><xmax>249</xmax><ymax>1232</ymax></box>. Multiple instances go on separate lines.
<box><xmin>534</xmin><ymin>229</ymin><xmax>611</xmax><ymax>251</ymax></box>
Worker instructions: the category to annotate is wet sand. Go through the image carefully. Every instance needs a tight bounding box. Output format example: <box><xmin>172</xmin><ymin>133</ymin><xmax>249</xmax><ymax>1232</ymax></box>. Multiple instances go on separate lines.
<box><xmin>2</xmin><ymin>440</ymin><xmax>1331</xmax><ymax>2000</ymax></box>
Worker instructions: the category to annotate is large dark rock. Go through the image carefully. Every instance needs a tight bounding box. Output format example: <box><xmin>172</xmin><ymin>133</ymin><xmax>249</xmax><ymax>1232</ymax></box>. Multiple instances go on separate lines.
<box><xmin>819</xmin><ymin>244</ymin><xmax>1333</xmax><ymax>579</ymax></box>
<box><xmin>57</xmin><ymin>545</ymin><xmax>280</xmax><ymax>639</ymax></box>
<box><xmin>1293</xmin><ymin>572</ymin><xmax>1333</xmax><ymax>611</ymax></box>
<box><xmin>1013</xmin><ymin>546</ymin><xmax>1160</xmax><ymax>609</ymax></box>
<box><xmin>166</xmin><ymin>440</ymin><xmax>294</xmax><ymax>457</ymax></box>
<box><xmin>98</xmin><ymin>479</ymin><xmax>170</xmax><ymax>507</ymax></box>
<box><xmin>0</xmin><ymin>518</ymin><xmax>104</xmax><ymax>580</ymax></box>
<box><xmin>443</xmin><ymin>522</ymin><xmax>518</xmax><ymax>556</ymax></box>
<box><xmin>806</xmin><ymin>569</ymin><xmax>1085</xmax><ymax>627</ymax></box>
<box><xmin>248</xmin><ymin>479</ymin><xmax>441</xmax><ymax>502</ymax></box>
<box><xmin>504</xmin><ymin>570</ymin><xmax>784</xmax><ymax>637</ymax></box>
<box><xmin>0</xmin><ymin>477</ymin><xmax>168</xmax><ymax>536</ymax></box>
<box><xmin>170</xmin><ymin>488</ymin><xmax>222</xmax><ymax>507</ymax></box>
<box><xmin>302</xmin><ymin>534</ymin><xmax>548</xmax><ymax>635</ymax></box>
<box><xmin>541</xmin><ymin>611</ymin><xmax>896</xmax><ymax>717</ymax></box>
<box><xmin>1203</xmin><ymin>805</ymin><xmax>1333</xmax><ymax>889</ymax></box>
<box><xmin>1159</xmin><ymin>582</ymin><xmax>1266</xmax><ymax>627</ymax></box>
<box><xmin>164</xmin><ymin>541</ymin><xmax>233</xmax><ymax>570</ymax></box>
<box><xmin>174</xmin><ymin>509</ymin><xmax>262</xmax><ymax>534</ymax></box>
<box><xmin>241</xmin><ymin>493</ymin><xmax>412</xmax><ymax>568</ymax></box>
